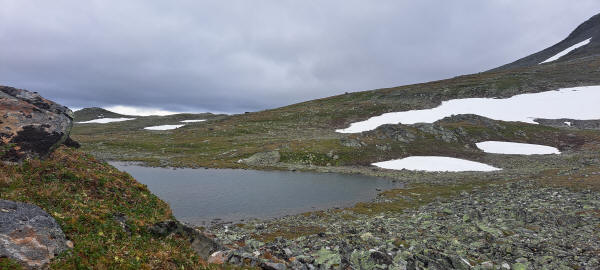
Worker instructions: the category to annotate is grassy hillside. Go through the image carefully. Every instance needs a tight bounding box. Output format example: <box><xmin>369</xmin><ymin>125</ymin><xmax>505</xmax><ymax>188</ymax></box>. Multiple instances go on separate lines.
<box><xmin>71</xmin><ymin>56</ymin><xmax>600</xmax><ymax>169</ymax></box>
<box><xmin>0</xmin><ymin>147</ymin><xmax>202</xmax><ymax>269</ymax></box>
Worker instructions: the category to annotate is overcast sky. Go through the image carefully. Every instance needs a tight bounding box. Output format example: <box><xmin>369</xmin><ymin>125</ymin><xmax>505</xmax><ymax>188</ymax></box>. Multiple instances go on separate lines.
<box><xmin>1</xmin><ymin>1</ymin><xmax>599</xmax><ymax>114</ymax></box>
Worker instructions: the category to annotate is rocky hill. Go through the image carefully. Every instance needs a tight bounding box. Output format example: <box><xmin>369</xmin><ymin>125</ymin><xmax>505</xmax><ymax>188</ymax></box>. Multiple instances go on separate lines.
<box><xmin>73</xmin><ymin>107</ymin><xmax>132</xmax><ymax>122</ymax></box>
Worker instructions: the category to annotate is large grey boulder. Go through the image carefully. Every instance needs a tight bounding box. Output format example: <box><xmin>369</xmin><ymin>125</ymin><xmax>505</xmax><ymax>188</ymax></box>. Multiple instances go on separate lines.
<box><xmin>0</xmin><ymin>199</ymin><xmax>71</xmax><ymax>269</ymax></box>
<box><xmin>0</xmin><ymin>86</ymin><xmax>73</xmax><ymax>162</ymax></box>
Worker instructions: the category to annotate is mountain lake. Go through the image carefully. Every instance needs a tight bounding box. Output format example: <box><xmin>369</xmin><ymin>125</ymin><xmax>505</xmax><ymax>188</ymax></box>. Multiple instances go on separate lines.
<box><xmin>110</xmin><ymin>162</ymin><xmax>403</xmax><ymax>226</ymax></box>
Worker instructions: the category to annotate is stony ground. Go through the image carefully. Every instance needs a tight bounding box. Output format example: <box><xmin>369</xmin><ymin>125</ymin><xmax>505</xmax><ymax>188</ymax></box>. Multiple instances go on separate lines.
<box><xmin>205</xmin><ymin>178</ymin><xmax>600</xmax><ymax>270</ymax></box>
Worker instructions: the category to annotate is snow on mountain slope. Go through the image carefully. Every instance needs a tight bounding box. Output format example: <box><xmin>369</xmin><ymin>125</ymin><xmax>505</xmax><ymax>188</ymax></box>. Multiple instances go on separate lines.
<box><xmin>494</xmin><ymin>13</ymin><xmax>600</xmax><ymax>71</ymax></box>
<box><xmin>540</xmin><ymin>38</ymin><xmax>592</xmax><ymax>64</ymax></box>
<box><xmin>337</xmin><ymin>86</ymin><xmax>600</xmax><ymax>133</ymax></box>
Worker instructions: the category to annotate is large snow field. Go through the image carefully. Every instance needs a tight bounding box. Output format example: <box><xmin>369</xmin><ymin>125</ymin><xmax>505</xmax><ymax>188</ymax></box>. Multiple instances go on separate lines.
<box><xmin>337</xmin><ymin>86</ymin><xmax>600</xmax><ymax>133</ymax></box>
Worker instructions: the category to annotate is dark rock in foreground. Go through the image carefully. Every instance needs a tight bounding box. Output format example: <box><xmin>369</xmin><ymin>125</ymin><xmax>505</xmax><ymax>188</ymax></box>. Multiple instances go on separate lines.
<box><xmin>0</xmin><ymin>86</ymin><xmax>73</xmax><ymax>162</ymax></box>
<box><xmin>0</xmin><ymin>199</ymin><xmax>71</xmax><ymax>269</ymax></box>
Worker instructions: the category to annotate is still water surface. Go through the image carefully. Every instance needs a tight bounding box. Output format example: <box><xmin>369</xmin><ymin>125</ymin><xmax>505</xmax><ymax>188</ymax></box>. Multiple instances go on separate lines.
<box><xmin>110</xmin><ymin>162</ymin><xmax>402</xmax><ymax>225</ymax></box>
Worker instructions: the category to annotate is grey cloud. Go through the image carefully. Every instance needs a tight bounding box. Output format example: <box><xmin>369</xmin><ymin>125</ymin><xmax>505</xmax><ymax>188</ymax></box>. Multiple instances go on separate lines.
<box><xmin>1</xmin><ymin>0</ymin><xmax>599</xmax><ymax>113</ymax></box>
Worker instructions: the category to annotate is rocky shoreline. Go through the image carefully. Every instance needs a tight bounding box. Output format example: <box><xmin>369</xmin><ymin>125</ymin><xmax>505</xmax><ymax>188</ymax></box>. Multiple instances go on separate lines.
<box><xmin>203</xmin><ymin>179</ymin><xmax>600</xmax><ymax>269</ymax></box>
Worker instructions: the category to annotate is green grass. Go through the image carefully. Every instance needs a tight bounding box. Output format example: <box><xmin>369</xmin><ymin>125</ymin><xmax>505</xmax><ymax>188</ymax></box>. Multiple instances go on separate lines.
<box><xmin>0</xmin><ymin>147</ymin><xmax>204</xmax><ymax>269</ymax></box>
<box><xmin>350</xmin><ymin>181</ymin><xmax>497</xmax><ymax>215</ymax></box>
<box><xmin>0</xmin><ymin>258</ymin><xmax>24</xmax><ymax>270</ymax></box>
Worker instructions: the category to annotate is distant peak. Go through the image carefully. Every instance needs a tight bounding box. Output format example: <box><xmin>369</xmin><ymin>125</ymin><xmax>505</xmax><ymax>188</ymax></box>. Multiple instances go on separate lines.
<box><xmin>493</xmin><ymin>13</ymin><xmax>600</xmax><ymax>71</ymax></box>
<box><xmin>74</xmin><ymin>107</ymin><xmax>130</xmax><ymax>122</ymax></box>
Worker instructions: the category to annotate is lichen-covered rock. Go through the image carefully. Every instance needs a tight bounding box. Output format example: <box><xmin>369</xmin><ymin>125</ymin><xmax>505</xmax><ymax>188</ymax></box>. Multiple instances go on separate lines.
<box><xmin>0</xmin><ymin>199</ymin><xmax>71</xmax><ymax>269</ymax></box>
<box><xmin>0</xmin><ymin>86</ymin><xmax>73</xmax><ymax>162</ymax></box>
<box><xmin>313</xmin><ymin>248</ymin><xmax>341</xmax><ymax>269</ymax></box>
<box><xmin>238</xmin><ymin>151</ymin><xmax>280</xmax><ymax>166</ymax></box>
<box><xmin>340</xmin><ymin>138</ymin><xmax>365</xmax><ymax>148</ymax></box>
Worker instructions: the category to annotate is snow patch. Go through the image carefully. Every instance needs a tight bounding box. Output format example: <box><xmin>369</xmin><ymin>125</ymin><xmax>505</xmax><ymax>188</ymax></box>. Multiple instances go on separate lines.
<box><xmin>76</xmin><ymin>118</ymin><xmax>136</xmax><ymax>124</ymax></box>
<box><xmin>540</xmin><ymin>38</ymin><xmax>591</xmax><ymax>64</ymax></box>
<box><xmin>105</xmin><ymin>105</ymin><xmax>185</xmax><ymax>116</ymax></box>
<box><xmin>144</xmin><ymin>124</ymin><xmax>185</xmax><ymax>130</ymax></box>
<box><xmin>337</xmin><ymin>86</ymin><xmax>600</xmax><ymax>133</ymax></box>
<box><xmin>372</xmin><ymin>156</ymin><xmax>500</xmax><ymax>172</ymax></box>
<box><xmin>476</xmin><ymin>141</ymin><xmax>560</xmax><ymax>155</ymax></box>
<box><xmin>180</xmin><ymin>119</ymin><xmax>206</xmax><ymax>123</ymax></box>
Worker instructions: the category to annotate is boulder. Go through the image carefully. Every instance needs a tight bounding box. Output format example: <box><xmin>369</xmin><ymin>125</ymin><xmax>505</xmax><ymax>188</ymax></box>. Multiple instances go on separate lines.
<box><xmin>0</xmin><ymin>199</ymin><xmax>71</xmax><ymax>269</ymax></box>
<box><xmin>149</xmin><ymin>220</ymin><xmax>221</xmax><ymax>259</ymax></box>
<box><xmin>207</xmin><ymin>251</ymin><xmax>229</xmax><ymax>264</ymax></box>
<box><xmin>238</xmin><ymin>151</ymin><xmax>280</xmax><ymax>166</ymax></box>
<box><xmin>261</xmin><ymin>262</ymin><xmax>287</xmax><ymax>270</ymax></box>
<box><xmin>0</xmin><ymin>86</ymin><xmax>73</xmax><ymax>162</ymax></box>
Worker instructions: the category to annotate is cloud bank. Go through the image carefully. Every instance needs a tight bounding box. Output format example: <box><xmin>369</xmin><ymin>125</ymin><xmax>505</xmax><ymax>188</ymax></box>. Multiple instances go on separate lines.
<box><xmin>1</xmin><ymin>0</ymin><xmax>599</xmax><ymax>113</ymax></box>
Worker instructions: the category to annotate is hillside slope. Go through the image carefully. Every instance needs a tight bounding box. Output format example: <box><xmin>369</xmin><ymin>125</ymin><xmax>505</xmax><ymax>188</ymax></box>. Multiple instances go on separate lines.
<box><xmin>71</xmin><ymin>52</ymin><xmax>600</xmax><ymax>168</ymax></box>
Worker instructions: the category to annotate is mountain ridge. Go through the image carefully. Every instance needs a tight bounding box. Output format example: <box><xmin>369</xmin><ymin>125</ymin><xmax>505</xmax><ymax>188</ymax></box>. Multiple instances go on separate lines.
<box><xmin>493</xmin><ymin>13</ymin><xmax>600</xmax><ymax>71</ymax></box>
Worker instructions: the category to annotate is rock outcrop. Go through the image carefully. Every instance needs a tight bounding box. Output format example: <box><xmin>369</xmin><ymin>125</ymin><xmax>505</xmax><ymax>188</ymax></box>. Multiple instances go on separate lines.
<box><xmin>0</xmin><ymin>86</ymin><xmax>73</xmax><ymax>162</ymax></box>
<box><xmin>0</xmin><ymin>199</ymin><xmax>71</xmax><ymax>269</ymax></box>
